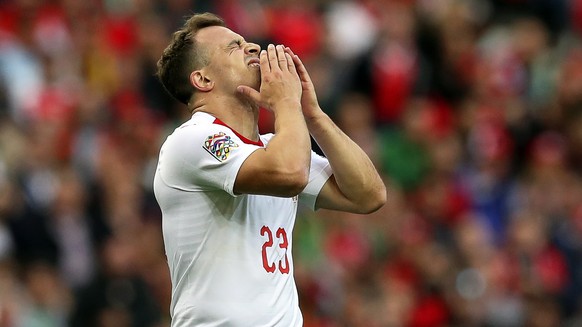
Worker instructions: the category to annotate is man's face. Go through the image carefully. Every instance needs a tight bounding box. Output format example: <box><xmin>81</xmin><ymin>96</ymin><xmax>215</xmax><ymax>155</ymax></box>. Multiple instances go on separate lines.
<box><xmin>195</xmin><ymin>26</ymin><xmax>261</xmax><ymax>93</ymax></box>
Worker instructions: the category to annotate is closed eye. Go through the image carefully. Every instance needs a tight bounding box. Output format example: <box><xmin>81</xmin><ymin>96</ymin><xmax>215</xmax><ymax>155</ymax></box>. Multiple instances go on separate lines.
<box><xmin>227</xmin><ymin>39</ymin><xmax>244</xmax><ymax>53</ymax></box>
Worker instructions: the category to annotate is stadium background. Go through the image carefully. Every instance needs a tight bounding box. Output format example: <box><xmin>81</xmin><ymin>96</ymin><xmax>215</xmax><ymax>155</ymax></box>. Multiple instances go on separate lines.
<box><xmin>1</xmin><ymin>0</ymin><xmax>582</xmax><ymax>326</ymax></box>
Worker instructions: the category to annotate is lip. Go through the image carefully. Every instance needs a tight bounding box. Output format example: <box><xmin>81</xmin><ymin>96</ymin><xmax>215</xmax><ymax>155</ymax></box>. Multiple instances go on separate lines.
<box><xmin>247</xmin><ymin>57</ymin><xmax>260</xmax><ymax>66</ymax></box>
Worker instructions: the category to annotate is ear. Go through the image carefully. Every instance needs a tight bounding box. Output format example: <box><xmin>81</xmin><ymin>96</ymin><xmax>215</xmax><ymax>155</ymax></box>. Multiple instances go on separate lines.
<box><xmin>190</xmin><ymin>70</ymin><xmax>214</xmax><ymax>92</ymax></box>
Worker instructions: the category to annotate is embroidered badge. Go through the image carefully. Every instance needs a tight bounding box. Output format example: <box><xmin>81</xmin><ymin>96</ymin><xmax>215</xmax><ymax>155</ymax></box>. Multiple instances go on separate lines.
<box><xmin>203</xmin><ymin>132</ymin><xmax>239</xmax><ymax>162</ymax></box>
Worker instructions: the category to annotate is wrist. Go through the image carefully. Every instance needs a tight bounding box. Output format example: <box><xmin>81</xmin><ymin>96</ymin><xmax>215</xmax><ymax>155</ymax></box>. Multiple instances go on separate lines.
<box><xmin>305</xmin><ymin>110</ymin><xmax>328</xmax><ymax>127</ymax></box>
<box><xmin>271</xmin><ymin>98</ymin><xmax>302</xmax><ymax>112</ymax></box>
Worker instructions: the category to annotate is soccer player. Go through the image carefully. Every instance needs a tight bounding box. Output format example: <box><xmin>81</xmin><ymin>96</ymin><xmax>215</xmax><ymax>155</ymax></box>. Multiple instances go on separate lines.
<box><xmin>154</xmin><ymin>12</ymin><xmax>386</xmax><ymax>326</ymax></box>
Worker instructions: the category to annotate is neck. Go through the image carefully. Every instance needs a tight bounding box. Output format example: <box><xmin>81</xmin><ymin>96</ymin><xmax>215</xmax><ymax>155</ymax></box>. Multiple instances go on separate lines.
<box><xmin>191</xmin><ymin>92</ymin><xmax>261</xmax><ymax>141</ymax></box>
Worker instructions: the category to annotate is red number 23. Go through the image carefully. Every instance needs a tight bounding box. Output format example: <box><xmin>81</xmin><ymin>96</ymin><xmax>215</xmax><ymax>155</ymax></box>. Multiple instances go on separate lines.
<box><xmin>260</xmin><ymin>226</ymin><xmax>290</xmax><ymax>274</ymax></box>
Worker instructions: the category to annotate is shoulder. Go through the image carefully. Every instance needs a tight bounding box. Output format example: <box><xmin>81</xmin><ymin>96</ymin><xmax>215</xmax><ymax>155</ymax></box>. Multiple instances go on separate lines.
<box><xmin>162</xmin><ymin>113</ymin><xmax>260</xmax><ymax>165</ymax></box>
<box><xmin>168</xmin><ymin>112</ymin><xmax>234</xmax><ymax>144</ymax></box>
<box><xmin>175</xmin><ymin>112</ymin><xmax>219</xmax><ymax>133</ymax></box>
<box><xmin>159</xmin><ymin>113</ymin><xmax>233</xmax><ymax>163</ymax></box>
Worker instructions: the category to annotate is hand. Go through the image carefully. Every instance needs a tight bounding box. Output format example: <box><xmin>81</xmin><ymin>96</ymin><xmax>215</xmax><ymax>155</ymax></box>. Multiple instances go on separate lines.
<box><xmin>285</xmin><ymin>47</ymin><xmax>323</xmax><ymax>121</ymax></box>
<box><xmin>237</xmin><ymin>44</ymin><xmax>302</xmax><ymax>112</ymax></box>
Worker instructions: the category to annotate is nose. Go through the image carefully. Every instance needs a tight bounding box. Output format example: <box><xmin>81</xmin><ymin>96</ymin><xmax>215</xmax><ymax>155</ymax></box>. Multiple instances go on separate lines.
<box><xmin>245</xmin><ymin>42</ymin><xmax>260</xmax><ymax>55</ymax></box>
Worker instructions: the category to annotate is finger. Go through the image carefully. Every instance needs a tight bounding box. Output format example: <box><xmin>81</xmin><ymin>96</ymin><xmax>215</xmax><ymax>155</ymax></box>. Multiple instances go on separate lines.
<box><xmin>236</xmin><ymin>85</ymin><xmax>261</xmax><ymax>104</ymax></box>
<box><xmin>290</xmin><ymin>51</ymin><xmax>313</xmax><ymax>84</ymax></box>
<box><xmin>285</xmin><ymin>53</ymin><xmax>296</xmax><ymax>74</ymax></box>
<box><xmin>284</xmin><ymin>46</ymin><xmax>296</xmax><ymax>61</ymax></box>
<box><xmin>285</xmin><ymin>47</ymin><xmax>306</xmax><ymax>77</ymax></box>
<box><xmin>259</xmin><ymin>49</ymin><xmax>269</xmax><ymax>74</ymax></box>
<box><xmin>284</xmin><ymin>46</ymin><xmax>294</xmax><ymax>57</ymax></box>
<box><xmin>267</xmin><ymin>44</ymin><xmax>279</xmax><ymax>71</ymax></box>
<box><xmin>276</xmin><ymin>44</ymin><xmax>287</xmax><ymax>71</ymax></box>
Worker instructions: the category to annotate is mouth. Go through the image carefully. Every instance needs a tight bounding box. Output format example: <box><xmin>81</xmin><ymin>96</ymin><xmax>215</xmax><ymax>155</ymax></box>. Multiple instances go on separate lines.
<box><xmin>247</xmin><ymin>57</ymin><xmax>260</xmax><ymax>68</ymax></box>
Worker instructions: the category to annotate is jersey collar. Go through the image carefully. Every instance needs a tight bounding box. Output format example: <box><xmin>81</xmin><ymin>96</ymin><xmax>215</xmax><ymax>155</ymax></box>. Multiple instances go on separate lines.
<box><xmin>213</xmin><ymin>118</ymin><xmax>264</xmax><ymax>147</ymax></box>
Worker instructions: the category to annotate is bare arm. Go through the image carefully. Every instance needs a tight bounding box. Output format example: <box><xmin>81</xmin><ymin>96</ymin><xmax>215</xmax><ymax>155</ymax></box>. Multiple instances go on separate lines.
<box><xmin>234</xmin><ymin>44</ymin><xmax>311</xmax><ymax>197</ymax></box>
<box><xmin>287</xmin><ymin>48</ymin><xmax>386</xmax><ymax>213</ymax></box>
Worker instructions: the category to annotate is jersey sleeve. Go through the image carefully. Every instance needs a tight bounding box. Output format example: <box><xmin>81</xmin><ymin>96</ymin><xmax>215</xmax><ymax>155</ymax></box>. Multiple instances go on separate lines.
<box><xmin>158</xmin><ymin>123</ymin><xmax>261</xmax><ymax>196</ymax></box>
<box><xmin>299</xmin><ymin>151</ymin><xmax>332</xmax><ymax>211</ymax></box>
<box><xmin>258</xmin><ymin>134</ymin><xmax>332</xmax><ymax>210</ymax></box>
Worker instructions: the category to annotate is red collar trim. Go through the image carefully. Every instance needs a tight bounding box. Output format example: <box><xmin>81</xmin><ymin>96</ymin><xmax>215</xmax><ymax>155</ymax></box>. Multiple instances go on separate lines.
<box><xmin>213</xmin><ymin>118</ymin><xmax>264</xmax><ymax>147</ymax></box>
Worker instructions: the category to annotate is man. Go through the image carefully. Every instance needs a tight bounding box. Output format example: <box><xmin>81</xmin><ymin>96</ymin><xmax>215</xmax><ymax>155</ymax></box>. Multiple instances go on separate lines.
<box><xmin>154</xmin><ymin>12</ymin><xmax>386</xmax><ymax>326</ymax></box>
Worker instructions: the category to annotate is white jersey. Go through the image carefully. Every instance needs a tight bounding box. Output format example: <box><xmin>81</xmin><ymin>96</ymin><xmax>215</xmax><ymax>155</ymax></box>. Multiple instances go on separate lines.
<box><xmin>153</xmin><ymin>112</ymin><xmax>332</xmax><ymax>327</ymax></box>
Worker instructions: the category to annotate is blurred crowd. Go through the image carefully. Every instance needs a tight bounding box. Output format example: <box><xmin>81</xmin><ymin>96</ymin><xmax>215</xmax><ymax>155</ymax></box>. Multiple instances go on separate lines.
<box><xmin>1</xmin><ymin>0</ymin><xmax>582</xmax><ymax>326</ymax></box>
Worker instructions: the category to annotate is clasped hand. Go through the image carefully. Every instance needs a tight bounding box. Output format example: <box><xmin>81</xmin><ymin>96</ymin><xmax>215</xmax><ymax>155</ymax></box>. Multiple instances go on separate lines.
<box><xmin>237</xmin><ymin>44</ymin><xmax>302</xmax><ymax>111</ymax></box>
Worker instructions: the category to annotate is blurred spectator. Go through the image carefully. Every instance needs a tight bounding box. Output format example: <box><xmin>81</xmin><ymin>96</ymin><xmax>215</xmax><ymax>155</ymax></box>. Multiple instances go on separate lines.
<box><xmin>69</xmin><ymin>234</ymin><xmax>162</xmax><ymax>327</ymax></box>
<box><xmin>49</xmin><ymin>167</ymin><xmax>96</xmax><ymax>290</ymax></box>
<box><xmin>378</xmin><ymin>99</ymin><xmax>433</xmax><ymax>191</ymax></box>
<box><xmin>18</xmin><ymin>262</ymin><xmax>71</xmax><ymax>327</ymax></box>
<box><xmin>350</xmin><ymin>1</ymin><xmax>424</xmax><ymax>125</ymax></box>
<box><xmin>324</xmin><ymin>0</ymin><xmax>377</xmax><ymax>62</ymax></box>
<box><xmin>265</xmin><ymin>0</ymin><xmax>324</xmax><ymax>60</ymax></box>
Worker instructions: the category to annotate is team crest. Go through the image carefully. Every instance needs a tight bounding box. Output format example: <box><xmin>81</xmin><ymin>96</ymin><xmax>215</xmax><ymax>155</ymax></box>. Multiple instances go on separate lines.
<box><xmin>203</xmin><ymin>132</ymin><xmax>239</xmax><ymax>162</ymax></box>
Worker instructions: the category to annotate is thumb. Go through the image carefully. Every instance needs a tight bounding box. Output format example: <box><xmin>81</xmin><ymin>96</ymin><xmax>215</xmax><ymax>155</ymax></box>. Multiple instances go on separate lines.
<box><xmin>237</xmin><ymin>85</ymin><xmax>261</xmax><ymax>104</ymax></box>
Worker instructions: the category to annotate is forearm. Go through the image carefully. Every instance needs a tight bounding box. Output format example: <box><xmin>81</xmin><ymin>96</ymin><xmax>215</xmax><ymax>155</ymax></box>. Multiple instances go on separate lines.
<box><xmin>266</xmin><ymin>102</ymin><xmax>311</xmax><ymax>182</ymax></box>
<box><xmin>283</xmin><ymin>46</ymin><xmax>385</xmax><ymax>210</ymax></box>
<box><xmin>233</xmin><ymin>44</ymin><xmax>312</xmax><ymax>197</ymax></box>
<box><xmin>307</xmin><ymin>111</ymin><xmax>386</xmax><ymax>211</ymax></box>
